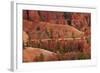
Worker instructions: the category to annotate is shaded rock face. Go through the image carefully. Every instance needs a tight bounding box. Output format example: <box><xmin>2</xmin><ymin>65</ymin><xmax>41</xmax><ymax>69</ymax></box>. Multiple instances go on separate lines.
<box><xmin>23</xmin><ymin>47</ymin><xmax>58</xmax><ymax>62</ymax></box>
<box><xmin>72</xmin><ymin>13</ymin><xmax>91</xmax><ymax>31</ymax></box>
<box><xmin>28</xmin><ymin>11</ymin><xmax>41</xmax><ymax>22</ymax></box>
<box><xmin>23</xmin><ymin>10</ymin><xmax>91</xmax><ymax>28</ymax></box>
<box><xmin>23</xmin><ymin>19</ymin><xmax>33</xmax><ymax>33</ymax></box>
<box><xmin>23</xmin><ymin>10</ymin><xmax>72</xmax><ymax>25</ymax></box>
<box><xmin>37</xmin><ymin>11</ymin><xmax>66</xmax><ymax>24</ymax></box>
<box><xmin>23</xmin><ymin>10</ymin><xmax>28</xmax><ymax>20</ymax></box>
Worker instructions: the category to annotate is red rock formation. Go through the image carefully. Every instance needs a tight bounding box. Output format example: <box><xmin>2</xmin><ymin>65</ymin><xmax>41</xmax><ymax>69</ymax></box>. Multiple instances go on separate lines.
<box><xmin>23</xmin><ymin>19</ymin><xmax>33</xmax><ymax>33</ymax></box>
<box><xmin>23</xmin><ymin>21</ymin><xmax>84</xmax><ymax>40</ymax></box>
<box><xmin>71</xmin><ymin>13</ymin><xmax>91</xmax><ymax>31</ymax></box>
<box><xmin>23</xmin><ymin>31</ymin><xmax>29</xmax><ymax>47</ymax></box>
<box><xmin>23</xmin><ymin>10</ymin><xmax>29</xmax><ymax>20</ymax></box>
<box><xmin>23</xmin><ymin>47</ymin><xmax>58</xmax><ymax>62</ymax></box>
<box><xmin>38</xmin><ymin>11</ymin><xmax>66</xmax><ymax>24</ymax></box>
<box><xmin>39</xmin><ymin>11</ymin><xmax>56</xmax><ymax>24</ymax></box>
<box><xmin>28</xmin><ymin>10</ymin><xmax>40</xmax><ymax>22</ymax></box>
<box><xmin>22</xmin><ymin>10</ymin><xmax>91</xmax><ymax>61</ymax></box>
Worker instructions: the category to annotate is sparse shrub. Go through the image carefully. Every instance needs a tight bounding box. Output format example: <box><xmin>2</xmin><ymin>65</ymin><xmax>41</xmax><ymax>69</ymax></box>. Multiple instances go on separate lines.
<box><xmin>77</xmin><ymin>52</ymin><xmax>90</xmax><ymax>59</ymax></box>
<box><xmin>35</xmin><ymin>53</ymin><xmax>44</xmax><ymax>61</ymax></box>
<box><xmin>86</xmin><ymin>36</ymin><xmax>91</xmax><ymax>45</ymax></box>
<box><xmin>45</xmin><ymin>28</ymin><xmax>53</xmax><ymax>39</ymax></box>
<box><xmin>39</xmin><ymin>53</ymin><xmax>44</xmax><ymax>61</ymax></box>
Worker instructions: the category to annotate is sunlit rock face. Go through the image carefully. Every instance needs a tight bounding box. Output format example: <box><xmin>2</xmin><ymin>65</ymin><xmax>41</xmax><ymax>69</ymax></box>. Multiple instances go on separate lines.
<box><xmin>23</xmin><ymin>31</ymin><xmax>29</xmax><ymax>47</ymax></box>
<box><xmin>23</xmin><ymin>47</ymin><xmax>58</xmax><ymax>62</ymax></box>
<box><xmin>23</xmin><ymin>20</ymin><xmax>84</xmax><ymax>40</ymax></box>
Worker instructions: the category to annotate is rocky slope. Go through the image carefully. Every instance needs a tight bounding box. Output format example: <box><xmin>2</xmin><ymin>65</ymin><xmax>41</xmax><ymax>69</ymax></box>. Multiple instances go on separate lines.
<box><xmin>22</xmin><ymin>10</ymin><xmax>91</xmax><ymax>62</ymax></box>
